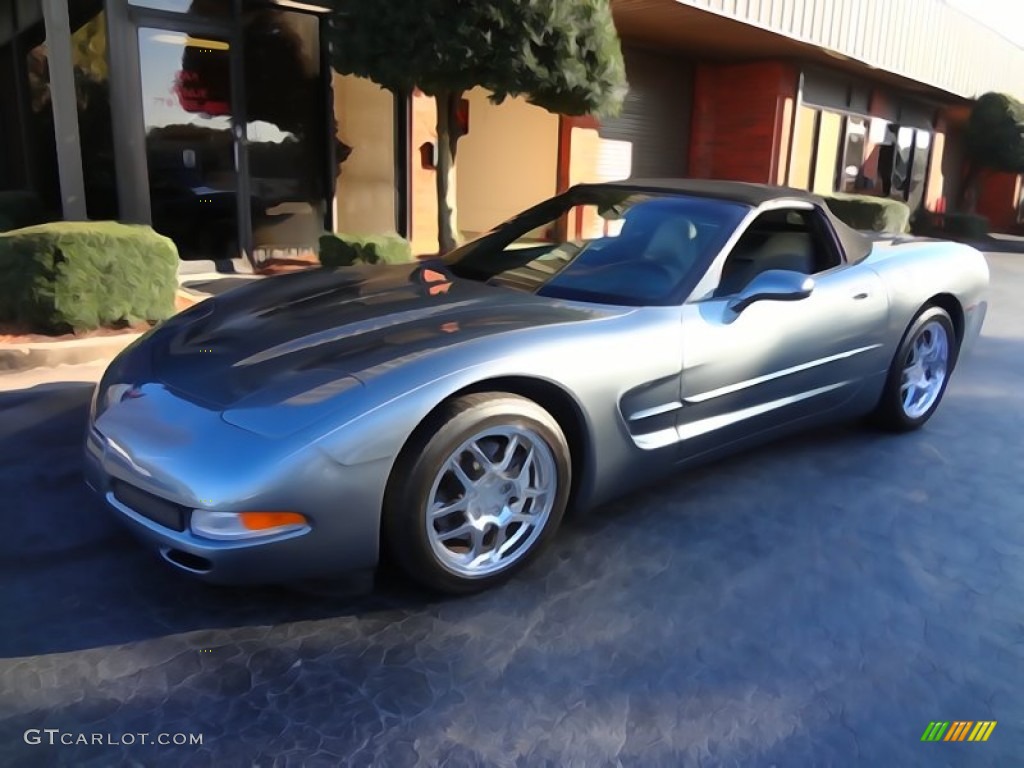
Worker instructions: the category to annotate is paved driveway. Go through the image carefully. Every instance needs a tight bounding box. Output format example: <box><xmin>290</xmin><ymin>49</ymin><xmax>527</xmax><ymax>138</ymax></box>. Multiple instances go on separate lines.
<box><xmin>1</xmin><ymin>254</ymin><xmax>1022</xmax><ymax>767</ymax></box>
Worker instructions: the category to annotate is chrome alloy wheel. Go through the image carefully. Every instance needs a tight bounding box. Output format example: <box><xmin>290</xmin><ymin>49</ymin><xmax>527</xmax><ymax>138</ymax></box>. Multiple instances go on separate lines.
<box><xmin>900</xmin><ymin>319</ymin><xmax>950</xmax><ymax>419</ymax></box>
<box><xmin>425</xmin><ymin>426</ymin><xmax>558</xmax><ymax>578</ymax></box>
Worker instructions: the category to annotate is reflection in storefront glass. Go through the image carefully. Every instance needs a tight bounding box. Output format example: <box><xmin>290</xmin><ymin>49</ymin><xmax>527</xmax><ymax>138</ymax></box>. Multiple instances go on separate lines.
<box><xmin>128</xmin><ymin>0</ymin><xmax>231</xmax><ymax>17</ymax></box>
<box><xmin>892</xmin><ymin>126</ymin><xmax>915</xmax><ymax>200</ymax></box>
<box><xmin>72</xmin><ymin>8</ymin><xmax>119</xmax><ymax>220</ymax></box>
<box><xmin>242</xmin><ymin>9</ymin><xmax>326</xmax><ymax>265</ymax></box>
<box><xmin>138</xmin><ymin>27</ymin><xmax>238</xmax><ymax>260</ymax></box>
<box><xmin>839</xmin><ymin>116</ymin><xmax>867</xmax><ymax>193</ymax></box>
<box><xmin>907</xmin><ymin>131</ymin><xmax>931</xmax><ymax>211</ymax></box>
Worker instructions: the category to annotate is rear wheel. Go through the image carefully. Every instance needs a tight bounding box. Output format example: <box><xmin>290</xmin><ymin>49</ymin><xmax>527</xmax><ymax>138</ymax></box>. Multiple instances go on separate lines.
<box><xmin>383</xmin><ymin>393</ymin><xmax>571</xmax><ymax>594</ymax></box>
<box><xmin>871</xmin><ymin>306</ymin><xmax>958</xmax><ymax>431</ymax></box>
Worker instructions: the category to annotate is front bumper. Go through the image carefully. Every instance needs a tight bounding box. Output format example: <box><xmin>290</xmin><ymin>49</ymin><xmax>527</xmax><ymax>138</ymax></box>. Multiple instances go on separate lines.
<box><xmin>960</xmin><ymin>299</ymin><xmax>988</xmax><ymax>359</ymax></box>
<box><xmin>83</xmin><ymin>389</ymin><xmax>391</xmax><ymax>585</ymax></box>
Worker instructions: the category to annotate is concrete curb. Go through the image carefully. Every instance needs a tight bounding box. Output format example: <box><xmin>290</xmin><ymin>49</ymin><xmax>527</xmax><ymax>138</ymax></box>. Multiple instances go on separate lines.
<box><xmin>0</xmin><ymin>333</ymin><xmax>142</xmax><ymax>374</ymax></box>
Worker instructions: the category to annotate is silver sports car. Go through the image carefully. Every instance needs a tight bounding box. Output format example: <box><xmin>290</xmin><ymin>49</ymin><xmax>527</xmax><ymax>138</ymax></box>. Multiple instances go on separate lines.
<box><xmin>85</xmin><ymin>180</ymin><xmax>989</xmax><ymax>593</ymax></box>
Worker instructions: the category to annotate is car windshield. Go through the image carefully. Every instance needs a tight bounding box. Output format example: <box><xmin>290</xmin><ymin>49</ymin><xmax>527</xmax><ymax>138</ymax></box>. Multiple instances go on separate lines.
<box><xmin>442</xmin><ymin>188</ymin><xmax>749</xmax><ymax>306</ymax></box>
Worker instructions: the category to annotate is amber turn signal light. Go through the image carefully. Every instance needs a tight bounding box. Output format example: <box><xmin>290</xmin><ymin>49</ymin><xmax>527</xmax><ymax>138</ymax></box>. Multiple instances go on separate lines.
<box><xmin>239</xmin><ymin>511</ymin><xmax>307</xmax><ymax>530</ymax></box>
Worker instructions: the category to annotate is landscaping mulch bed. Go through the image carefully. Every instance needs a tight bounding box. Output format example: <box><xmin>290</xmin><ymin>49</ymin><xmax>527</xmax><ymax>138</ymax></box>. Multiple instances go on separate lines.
<box><xmin>0</xmin><ymin>322</ymin><xmax>153</xmax><ymax>345</ymax></box>
<box><xmin>0</xmin><ymin>292</ymin><xmax>201</xmax><ymax>345</ymax></box>
<box><xmin>254</xmin><ymin>256</ymin><xmax>319</xmax><ymax>276</ymax></box>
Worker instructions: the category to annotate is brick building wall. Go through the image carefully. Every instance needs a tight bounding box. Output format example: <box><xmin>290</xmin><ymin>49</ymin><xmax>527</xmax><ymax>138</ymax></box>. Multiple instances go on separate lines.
<box><xmin>976</xmin><ymin>170</ymin><xmax>1022</xmax><ymax>232</ymax></box>
<box><xmin>688</xmin><ymin>61</ymin><xmax>797</xmax><ymax>184</ymax></box>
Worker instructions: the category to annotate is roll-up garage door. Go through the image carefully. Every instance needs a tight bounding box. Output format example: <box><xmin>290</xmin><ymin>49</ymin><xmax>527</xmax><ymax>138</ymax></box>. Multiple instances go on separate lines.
<box><xmin>598</xmin><ymin>46</ymin><xmax>693</xmax><ymax>179</ymax></box>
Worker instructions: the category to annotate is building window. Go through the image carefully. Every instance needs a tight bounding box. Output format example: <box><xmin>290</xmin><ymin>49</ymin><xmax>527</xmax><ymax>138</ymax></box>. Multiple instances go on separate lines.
<box><xmin>0</xmin><ymin>2</ymin><xmax>27</xmax><ymax>191</ymax></box>
<box><xmin>789</xmin><ymin>105</ymin><xmax>931</xmax><ymax>207</ymax></box>
<box><xmin>128</xmin><ymin>0</ymin><xmax>231</xmax><ymax>18</ymax></box>
<box><xmin>837</xmin><ymin>116</ymin><xmax>868</xmax><ymax>193</ymax></box>
<box><xmin>1</xmin><ymin>0</ymin><xmax>115</xmax><ymax>218</ymax></box>
<box><xmin>13</xmin><ymin>2</ymin><xmax>61</xmax><ymax>213</ymax></box>
<box><xmin>877</xmin><ymin>125</ymin><xmax>931</xmax><ymax>207</ymax></box>
<box><xmin>73</xmin><ymin>3</ymin><xmax>119</xmax><ymax>220</ymax></box>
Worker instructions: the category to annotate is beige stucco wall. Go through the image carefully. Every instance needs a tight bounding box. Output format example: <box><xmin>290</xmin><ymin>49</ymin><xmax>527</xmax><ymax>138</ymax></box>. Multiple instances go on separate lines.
<box><xmin>456</xmin><ymin>88</ymin><xmax>559</xmax><ymax>238</ymax></box>
<box><xmin>925</xmin><ymin>128</ymin><xmax>947</xmax><ymax>210</ymax></box>
<box><xmin>564</xmin><ymin>124</ymin><xmax>635</xmax><ymax>239</ymax></box>
<box><xmin>409</xmin><ymin>92</ymin><xmax>439</xmax><ymax>255</ymax></box>
<box><xmin>938</xmin><ymin>124</ymin><xmax>965</xmax><ymax>210</ymax></box>
<box><xmin>788</xmin><ymin>105</ymin><xmax>817</xmax><ymax>189</ymax></box>
<box><xmin>811</xmin><ymin>110</ymin><xmax>842</xmax><ymax>195</ymax></box>
<box><xmin>332</xmin><ymin>73</ymin><xmax>396</xmax><ymax>236</ymax></box>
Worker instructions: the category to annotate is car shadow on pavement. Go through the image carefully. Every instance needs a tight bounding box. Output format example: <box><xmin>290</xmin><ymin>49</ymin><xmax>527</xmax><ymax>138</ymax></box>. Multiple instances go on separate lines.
<box><xmin>0</xmin><ymin>382</ymin><xmax>430</xmax><ymax>659</ymax></box>
<box><xmin>3</xmin><ymin>373</ymin><xmax>1021</xmax><ymax>765</ymax></box>
<box><xmin>0</xmin><ymin>331</ymin><xmax>1020</xmax><ymax>661</ymax></box>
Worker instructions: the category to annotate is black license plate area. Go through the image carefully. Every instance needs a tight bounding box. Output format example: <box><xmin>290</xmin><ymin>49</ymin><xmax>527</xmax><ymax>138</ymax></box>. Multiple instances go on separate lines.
<box><xmin>112</xmin><ymin>481</ymin><xmax>187</xmax><ymax>532</ymax></box>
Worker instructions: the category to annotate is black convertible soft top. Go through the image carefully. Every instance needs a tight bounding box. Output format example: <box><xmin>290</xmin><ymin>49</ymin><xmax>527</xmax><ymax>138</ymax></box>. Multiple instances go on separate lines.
<box><xmin>582</xmin><ymin>178</ymin><xmax>873</xmax><ymax>265</ymax></box>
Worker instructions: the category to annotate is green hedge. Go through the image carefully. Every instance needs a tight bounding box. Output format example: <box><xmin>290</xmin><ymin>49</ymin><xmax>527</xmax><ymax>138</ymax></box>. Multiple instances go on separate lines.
<box><xmin>319</xmin><ymin>232</ymin><xmax>413</xmax><ymax>267</ymax></box>
<box><xmin>912</xmin><ymin>211</ymin><xmax>990</xmax><ymax>240</ymax></box>
<box><xmin>0</xmin><ymin>191</ymin><xmax>49</xmax><ymax>233</ymax></box>
<box><xmin>822</xmin><ymin>194</ymin><xmax>911</xmax><ymax>234</ymax></box>
<box><xmin>0</xmin><ymin>221</ymin><xmax>178</xmax><ymax>333</ymax></box>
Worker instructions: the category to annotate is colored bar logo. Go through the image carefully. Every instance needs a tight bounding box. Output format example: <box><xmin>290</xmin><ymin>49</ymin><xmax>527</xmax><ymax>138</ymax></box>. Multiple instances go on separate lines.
<box><xmin>921</xmin><ymin>721</ymin><xmax>997</xmax><ymax>742</ymax></box>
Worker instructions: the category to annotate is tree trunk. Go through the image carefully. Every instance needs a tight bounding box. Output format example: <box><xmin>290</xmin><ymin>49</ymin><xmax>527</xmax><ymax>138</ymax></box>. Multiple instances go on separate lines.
<box><xmin>958</xmin><ymin>162</ymin><xmax>981</xmax><ymax>212</ymax></box>
<box><xmin>435</xmin><ymin>90</ymin><xmax>464</xmax><ymax>254</ymax></box>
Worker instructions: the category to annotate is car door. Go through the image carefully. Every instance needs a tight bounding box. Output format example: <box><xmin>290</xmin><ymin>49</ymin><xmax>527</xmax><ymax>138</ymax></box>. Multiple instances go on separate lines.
<box><xmin>674</xmin><ymin>205</ymin><xmax>889</xmax><ymax>459</ymax></box>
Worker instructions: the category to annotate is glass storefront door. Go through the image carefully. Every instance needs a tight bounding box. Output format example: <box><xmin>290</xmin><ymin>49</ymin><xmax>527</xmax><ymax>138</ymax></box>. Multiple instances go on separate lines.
<box><xmin>239</xmin><ymin>7</ymin><xmax>326</xmax><ymax>264</ymax></box>
<box><xmin>129</xmin><ymin>2</ymin><xmax>328</xmax><ymax>264</ymax></box>
<box><xmin>137</xmin><ymin>25</ymin><xmax>240</xmax><ymax>260</ymax></box>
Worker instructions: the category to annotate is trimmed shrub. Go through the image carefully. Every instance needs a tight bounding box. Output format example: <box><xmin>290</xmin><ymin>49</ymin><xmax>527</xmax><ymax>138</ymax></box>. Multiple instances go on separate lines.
<box><xmin>912</xmin><ymin>211</ymin><xmax>990</xmax><ymax>240</ymax></box>
<box><xmin>822</xmin><ymin>194</ymin><xmax>911</xmax><ymax>234</ymax></box>
<box><xmin>0</xmin><ymin>191</ymin><xmax>49</xmax><ymax>233</ymax></box>
<box><xmin>0</xmin><ymin>221</ymin><xmax>179</xmax><ymax>333</ymax></box>
<box><xmin>319</xmin><ymin>232</ymin><xmax>413</xmax><ymax>267</ymax></box>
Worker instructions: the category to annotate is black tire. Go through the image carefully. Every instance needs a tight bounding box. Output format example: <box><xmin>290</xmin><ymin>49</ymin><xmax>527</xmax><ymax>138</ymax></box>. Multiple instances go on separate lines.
<box><xmin>382</xmin><ymin>393</ymin><xmax>571</xmax><ymax>594</ymax></box>
<box><xmin>871</xmin><ymin>305</ymin><xmax>959</xmax><ymax>432</ymax></box>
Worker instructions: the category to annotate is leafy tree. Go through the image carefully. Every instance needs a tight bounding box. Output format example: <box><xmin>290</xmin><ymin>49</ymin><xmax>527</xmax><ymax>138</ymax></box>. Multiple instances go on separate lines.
<box><xmin>327</xmin><ymin>0</ymin><xmax>628</xmax><ymax>253</ymax></box>
<box><xmin>961</xmin><ymin>92</ymin><xmax>1024</xmax><ymax>208</ymax></box>
<box><xmin>71</xmin><ymin>12</ymin><xmax>108</xmax><ymax>82</ymax></box>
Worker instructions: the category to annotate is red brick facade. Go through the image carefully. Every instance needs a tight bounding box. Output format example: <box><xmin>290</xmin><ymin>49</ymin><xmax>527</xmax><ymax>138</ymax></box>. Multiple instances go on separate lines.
<box><xmin>688</xmin><ymin>61</ymin><xmax>797</xmax><ymax>183</ymax></box>
<box><xmin>976</xmin><ymin>170</ymin><xmax>1022</xmax><ymax>232</ymax></box>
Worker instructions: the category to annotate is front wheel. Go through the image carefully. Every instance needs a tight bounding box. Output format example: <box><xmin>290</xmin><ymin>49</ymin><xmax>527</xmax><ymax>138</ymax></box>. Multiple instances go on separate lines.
<box><xmin>871</xmin><ymin>306</ymin><xmax>958</xmax><ymax>431</ymax></box>
<box><xmin>382</xmin><ymin>393</ymin><xmax>571</xmax><ymax>594</ymax></box>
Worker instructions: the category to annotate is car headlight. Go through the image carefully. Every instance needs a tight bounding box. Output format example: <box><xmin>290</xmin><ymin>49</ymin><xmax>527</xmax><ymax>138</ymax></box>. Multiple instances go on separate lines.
<box><xmin>92</xmin><ymin>382</ymin><xmax>141</xmax><ymax>421</ymax></box>
<box><xmin>190</xmin><ymin>510</ymin><xmax>309</xmax><ymax>540</ymax></box>
<box><xmin>91</xmin><ymin>337</ymin><xmax>156</xmax><ymax>421</ymax></box>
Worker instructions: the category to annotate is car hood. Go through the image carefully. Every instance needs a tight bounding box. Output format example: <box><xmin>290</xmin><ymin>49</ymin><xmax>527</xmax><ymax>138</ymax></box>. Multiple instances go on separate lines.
<box><xmin>149</xmin><ymin>263</ymin><xmax>611</xmax><ymax>413</ymax></box>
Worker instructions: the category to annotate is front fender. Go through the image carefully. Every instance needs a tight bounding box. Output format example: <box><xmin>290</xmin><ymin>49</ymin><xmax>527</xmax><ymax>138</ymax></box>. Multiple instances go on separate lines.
<box><xmin>312</xmin><ymin>307</ymin><xmax>685</xmax><ymax>511</ymax></box>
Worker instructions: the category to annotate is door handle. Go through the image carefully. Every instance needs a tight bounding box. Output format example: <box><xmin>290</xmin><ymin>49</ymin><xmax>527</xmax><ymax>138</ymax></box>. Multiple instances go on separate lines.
<box><xmin>852</xmin><ymin>291</ymin><xmax>870</xmax><ymax>300</ymax></box>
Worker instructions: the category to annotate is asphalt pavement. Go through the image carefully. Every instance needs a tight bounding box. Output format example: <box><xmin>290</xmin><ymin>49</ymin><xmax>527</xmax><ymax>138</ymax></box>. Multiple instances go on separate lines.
<box><xmin>0</xmin><ymin>253</ymin><xmax>1022</xmax><ymax>766</ymax></box>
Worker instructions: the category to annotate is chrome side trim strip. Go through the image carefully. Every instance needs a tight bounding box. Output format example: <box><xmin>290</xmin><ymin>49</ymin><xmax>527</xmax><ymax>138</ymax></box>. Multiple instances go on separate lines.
<box><xmin>632</xmin><ymin>427</ymin><xmax>680</xmax><ymax>451</ymax></box>
<box><xmin>634</xmin><ymin>381</ymin><xmax>849</xmax><ymax>450</ymax></box>
<box><xmin>685</xmin><ymin>345</ymin><xmax>881</xmax><ymax>404</ymax></box>
<box><xmin>627</xmin><ymin>401</ymin><xmax>684</xmax><ymax>422</ymax></box>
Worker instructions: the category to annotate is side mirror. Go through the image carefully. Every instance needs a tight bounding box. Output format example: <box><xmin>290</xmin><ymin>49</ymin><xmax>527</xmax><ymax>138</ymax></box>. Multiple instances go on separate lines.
<box><xmin>727</xmin><ymin>269</ymin><xmax>815</xmax><ymax>313</ymax></box>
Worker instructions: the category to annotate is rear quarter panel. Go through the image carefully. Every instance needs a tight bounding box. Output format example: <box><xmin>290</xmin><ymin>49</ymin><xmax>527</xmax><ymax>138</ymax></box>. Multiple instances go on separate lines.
<box><xmin>864</xmin><ymin>237</ymin><xmax>990</xmax><ymax>360</ymax></box>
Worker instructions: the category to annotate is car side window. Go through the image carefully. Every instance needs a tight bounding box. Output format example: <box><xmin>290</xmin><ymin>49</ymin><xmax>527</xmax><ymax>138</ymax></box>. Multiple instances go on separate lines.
<box><xmin>714</xmin><ymin>207</ymin><xmax>843</xmax><ymax>298</ymax></box>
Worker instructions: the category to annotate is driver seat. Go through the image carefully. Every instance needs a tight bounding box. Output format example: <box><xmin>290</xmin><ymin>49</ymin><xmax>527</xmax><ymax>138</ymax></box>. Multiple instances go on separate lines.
<box><xmin>718</xmin><ymin>232</ymin><xmax>814</xmax><ymax>295</ymax></box>
<box><xmin>642</xmin><ymin>216</ymin><xmax>699</xmax><ymax>271</ymax></box>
